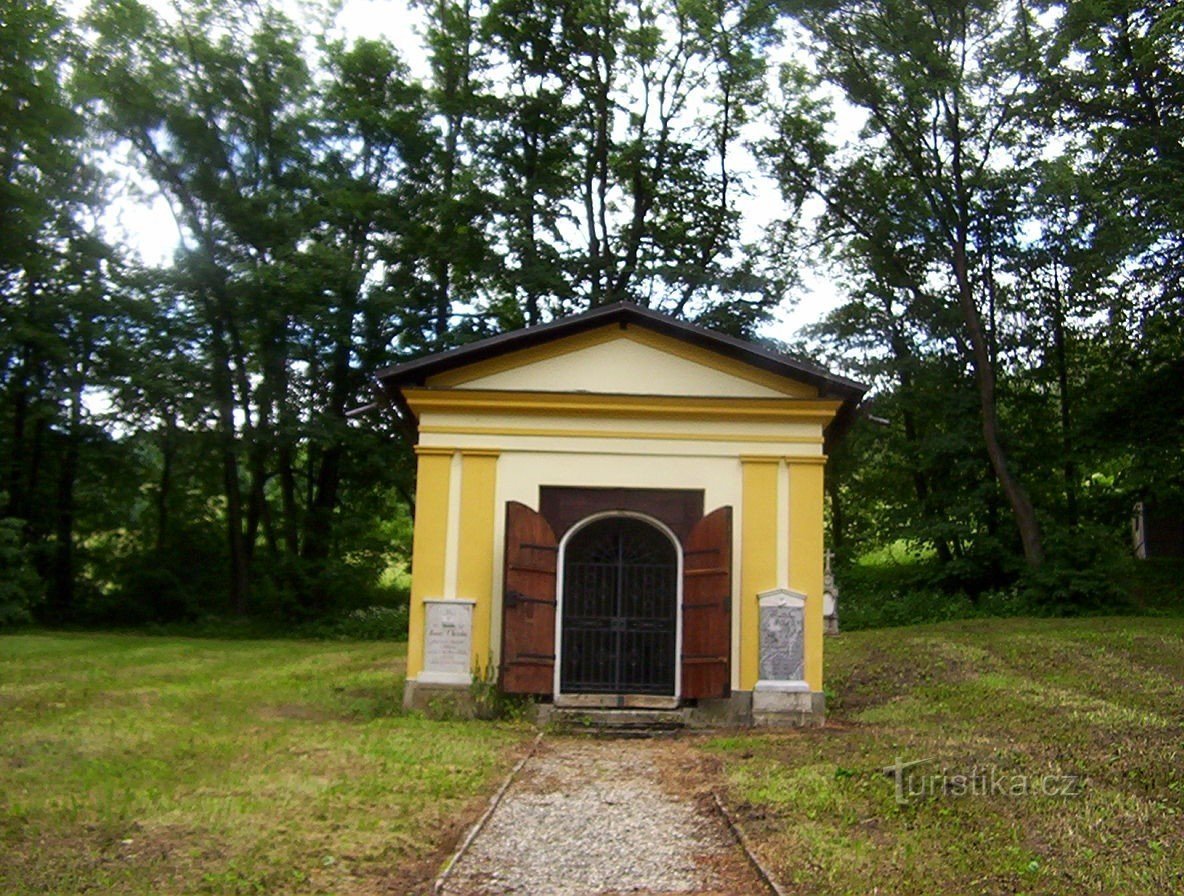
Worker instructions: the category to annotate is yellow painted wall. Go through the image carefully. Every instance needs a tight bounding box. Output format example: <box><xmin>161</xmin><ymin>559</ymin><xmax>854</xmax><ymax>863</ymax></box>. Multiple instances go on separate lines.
<box><xmin>405</xmin><ymin>447</ymin><xmax>453</xmax><ymax>681</ymax></box>
<box><xmin>418</xmin><ymin>414</ymin><xmax>823</xmax><ymax>457</ymax></box>
<box><xmin>491</xmin><ymin>447</ymin><xmax>748</xmax><ymax>687</ymax></box>
<box><xmin>789</xmin><ymin>459</ymin><xmax>827</xmax><ymax>690</ymax></box>
<box><xmin>455</xmin><ymin>451</ymin><xmax>499</xmax><ymax>672</ymax></box>
<box><xmin>740</xmin><ymin>458</ymin><xmax>780</xmax><ymax>690</ymax></box>
<box><xmin>403</xmin><ymin>339</ymin><xmax>839</xmax><ymax>698</ymax></box>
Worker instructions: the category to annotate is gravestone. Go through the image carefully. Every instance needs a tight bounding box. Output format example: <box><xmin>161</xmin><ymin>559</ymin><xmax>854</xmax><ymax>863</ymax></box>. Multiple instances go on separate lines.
<box><xmin>758</xmin><ymin>589</ymin><xmax>805</xmax><ymax>681</ymax></box>
<box><xmin>753</xmin><ymin>588</ymin><xmax>812</xmax><ymax>722</ymax></box>
<box><xmin>420</xmin><ymin>599</ymin><xmax>475</xmax><ymax>684</ymax></box>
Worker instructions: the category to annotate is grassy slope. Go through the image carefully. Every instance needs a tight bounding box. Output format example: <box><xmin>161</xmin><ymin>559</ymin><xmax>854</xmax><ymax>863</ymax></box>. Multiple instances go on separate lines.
<box><xmin>710</xmin><ymin>617</ymin><xmax>1184</xmax><ymax>895</ymax></box>
<box><xmin>0</xmin><ymin>634</ymin><xmax>529</xmax><ymax>895</ymax></box>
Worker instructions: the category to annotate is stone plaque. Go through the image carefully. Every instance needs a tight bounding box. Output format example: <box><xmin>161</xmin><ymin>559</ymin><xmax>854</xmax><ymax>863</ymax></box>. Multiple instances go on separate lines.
<box><xmin>422</xmin><ymin>600</ymin><xmax>474</xmax><ymax>684</ymax></box>
<box><xmin>757</xmin><ymin>589</ymin><xmax>805</xmax><ymax>682</ymax></box>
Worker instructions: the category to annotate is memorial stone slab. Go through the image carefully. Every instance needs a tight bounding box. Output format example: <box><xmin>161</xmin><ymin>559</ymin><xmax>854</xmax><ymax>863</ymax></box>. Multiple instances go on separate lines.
<box><xmin>758</xmin><ymin>588</ymin><xmax>805</xmax><ymax>682</ymax></box>
<box><xmin>421</xmin><ymin>599</ymin><xmax>475</xmax><ymax>684</ymax></box>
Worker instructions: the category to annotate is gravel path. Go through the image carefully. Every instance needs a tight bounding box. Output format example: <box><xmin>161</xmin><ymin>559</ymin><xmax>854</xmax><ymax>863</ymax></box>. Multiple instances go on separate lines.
<box><xmin>438</xmin><ymin>737</ymin><xmax>768</xmax><ymax>896</ymax></box>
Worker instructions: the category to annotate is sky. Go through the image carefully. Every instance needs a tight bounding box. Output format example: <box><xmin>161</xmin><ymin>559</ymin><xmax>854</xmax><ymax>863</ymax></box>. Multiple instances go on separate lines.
<box><xmin>108</xmin><ymin>0</ymin><xmax>848</xmax><ymax>344</ymax></box>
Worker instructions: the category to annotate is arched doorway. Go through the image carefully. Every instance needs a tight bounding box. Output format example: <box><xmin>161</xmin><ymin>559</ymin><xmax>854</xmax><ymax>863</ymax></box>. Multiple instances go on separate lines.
<box><xmin>560</xmin><ymin>515</ymin><xmax>680</xmax><ymax>695</ymax></box>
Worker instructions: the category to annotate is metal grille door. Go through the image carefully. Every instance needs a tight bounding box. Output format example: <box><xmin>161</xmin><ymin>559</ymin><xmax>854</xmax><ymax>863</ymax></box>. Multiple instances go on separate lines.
<box><xmin>561</xmin><ymin>517</ymin><xmax>678</xmax><ymax>695</ymax></box>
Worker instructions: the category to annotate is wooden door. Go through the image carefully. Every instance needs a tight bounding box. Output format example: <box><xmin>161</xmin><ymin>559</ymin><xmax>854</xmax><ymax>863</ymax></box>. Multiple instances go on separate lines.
<box><xmin>681</xmin><ymin>506</ymin><xmax>732</xmax><ymax>699</ymax></box>
<box><xmin>499</xmin><ymin>501</ymin><xmax>558</xmax><ymax>695</ymax></box>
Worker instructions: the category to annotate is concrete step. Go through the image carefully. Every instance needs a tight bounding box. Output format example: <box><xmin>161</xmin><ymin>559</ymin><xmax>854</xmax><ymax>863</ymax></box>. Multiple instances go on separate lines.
<box><xmin>537</xmin><ymin>706</ymin><xmax>692</xmax><ymax>736</ymax></box>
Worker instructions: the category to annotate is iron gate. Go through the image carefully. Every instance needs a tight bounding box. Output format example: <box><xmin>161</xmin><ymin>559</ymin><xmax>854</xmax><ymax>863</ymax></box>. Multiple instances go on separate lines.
<box><xmin>561</xmin><ymin>516</ymin><xmax>678</xmax><ymax>695</ymax></box>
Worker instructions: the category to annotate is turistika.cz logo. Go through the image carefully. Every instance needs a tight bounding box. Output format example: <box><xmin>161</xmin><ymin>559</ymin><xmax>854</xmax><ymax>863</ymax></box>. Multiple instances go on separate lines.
<box><xmin>884</xmin><ymin>757</ymin><xmax>1085</xmax><ymax>806</ymax></box>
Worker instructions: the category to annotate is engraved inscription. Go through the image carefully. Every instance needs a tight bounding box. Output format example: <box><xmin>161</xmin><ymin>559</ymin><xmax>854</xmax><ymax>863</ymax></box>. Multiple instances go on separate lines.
<box><xmin>759</xmin><ymin>603</ymin><xmax>804</xmax><ymax>681</ymax></box>
<box><xmin>424</xmin><ymin>602</ymin><xmax>473</xmax><ymax>677</ymax></box>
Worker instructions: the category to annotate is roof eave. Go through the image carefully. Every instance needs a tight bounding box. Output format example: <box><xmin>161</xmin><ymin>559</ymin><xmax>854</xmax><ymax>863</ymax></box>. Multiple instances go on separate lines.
<box><xmin>375</xmin><ymin>302</ymin><xmax>868</xmax><ymax>404</ymax></box>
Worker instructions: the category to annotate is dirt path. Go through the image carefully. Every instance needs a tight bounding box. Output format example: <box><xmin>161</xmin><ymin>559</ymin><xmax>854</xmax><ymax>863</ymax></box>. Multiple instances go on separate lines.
<box><xmin>436</xmin><ymin>737</ymin><xmax>770</xmax><ymax>896</ymax></box>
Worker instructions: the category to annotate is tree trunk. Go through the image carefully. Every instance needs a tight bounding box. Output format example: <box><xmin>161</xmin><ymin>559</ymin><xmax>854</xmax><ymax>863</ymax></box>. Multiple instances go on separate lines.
<box><xmin>827</xmin><ymin>472</ymin><xmax>845</xmax><ymax>554</ymax></box>
<box><xmin>278</xmin><ymin>442</ymin><xmax>299</xmax><ymax>555</ymax></box>
<box><xmin>953</xmin><ymin>243</ymin><xmax>1044</xmax><ymax>567</ymax></box>
<box><xmin>884</xmin><ymin>296</ymin><xmax>954</xmax><ymax>563</ymax></box>
<box><xmin>302</xmin><ymin>445</ymin><xmax>341</xmax><ymax>567</ymax></box>
<box><xmin>156</xmin><ymin>410</ymin><xmax>176</xmax><ymax>551</ymax></box>
<box><xmin>48</xmin><ymin>368</ymin><xmax>83</xmax><ymax>622</ymax></box>
<box><xmin>28</xmin><ymin>415</ymin><xmax>45</xmax><ymax>537</ymax></box>
<box><xmin>1049</xmin><ymin>261</ymin><xmax>1078</xmax><ymax>527</ymax></box>
<box><xmin>209</xmin><ymin>311</ymin><xmax>249</xmax><ymax>615</ymax></box>
<box><xmin>244</xmin><ymin>441</ymin><xmax>268</xmax><ymax>563</ymax></box>
<box><xmin>6</xmin><ymin>367</ymin><xmax>28</xmax><ymax>521</ymax></box>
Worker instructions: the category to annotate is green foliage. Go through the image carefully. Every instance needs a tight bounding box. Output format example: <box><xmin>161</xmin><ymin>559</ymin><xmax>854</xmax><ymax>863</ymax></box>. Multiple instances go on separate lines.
<box><xmin>836</xmin><ymin>558</ymin><xmax>1032</xmax><ymax>630</ymax></box>
<box><xmin>0</xmin><ymin>0</ymin><xmax>1180</xmax><ymax>632</ymax></box>
<box><xmin>1122</xmin><ymin>557</ymin><xmax>1184</xmax><ymax>613</ymax></box>
<box><xmin>469</xmin><ymin>657</ymin><xmax>531</xmax><ymax>721</ymax></box>
<box><xmin>1018</xmin><ymin>527</ymin><xmax>1129</xmax><ymax>614</ymax></box>
<box><xmin>0</xmin><ymin>516</ymin><xmax>42</xmax><ymax>626</ymax></box>
<box><xmin>295</xmin><ymin>605</ymin><xmax>410</xmax><ymax>642</ymax></box>
<box><xmin>837</xmin><ymin>524</ymin><xmax>1171</xmax><ymax>628</ymax></box>
<box><xmin>775</xmin><ymin>0</ymin><xmax>1183</xmax><ymax>602</ymax></box>
<box><xmin>1</xmin><ymin>0</ymin><xmax>114</xmax><ymax>621</ymax></box>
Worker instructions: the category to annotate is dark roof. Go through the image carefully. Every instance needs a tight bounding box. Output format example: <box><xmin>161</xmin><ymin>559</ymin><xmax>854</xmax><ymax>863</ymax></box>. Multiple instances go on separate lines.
<box><xmin>377</xmin><ymin>301</ymin><xmax>866</xmax><ymax>397</ymax></box>
<box><xmin>375</xmin><ymin>302</ymin><xmax>867</xmax><ymax>448</ymax></box>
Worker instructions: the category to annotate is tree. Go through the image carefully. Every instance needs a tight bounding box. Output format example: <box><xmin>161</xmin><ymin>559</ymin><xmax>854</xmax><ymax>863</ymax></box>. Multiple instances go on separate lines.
<box><xmin>1037</xmin><ymin>0</ymin><xmax>1184</xmax><ymax>512</ymax></box>
<box><xmin>1</xmin><ymin>0</ymin><xmax>120</xmax><ymax>619</ymax></box>
<box><xmin>482</xmin><ymin>0</ymin><xmax>583</xmax><ymax>325</ymax></box>
<box><xmin>86</xmin><ymin>0</ymin><xmax>429</xmax><ymax>615</ymax></box>
<box><xmin>767</xmin><ymin>0</ymin><xmax>1049</xmax><ymax>567</ymax></box>
<box><xmin>566</xmin><ymin>0</ymin><xmax>780</xmax><ymax>327</ymax></box>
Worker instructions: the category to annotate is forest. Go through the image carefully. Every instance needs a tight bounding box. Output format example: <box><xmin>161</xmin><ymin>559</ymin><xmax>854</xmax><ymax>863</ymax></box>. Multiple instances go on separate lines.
<box><xmin>1</xmin><ymin>0</ymin><xmax>1180</xmax><ymax>631</ymax></box>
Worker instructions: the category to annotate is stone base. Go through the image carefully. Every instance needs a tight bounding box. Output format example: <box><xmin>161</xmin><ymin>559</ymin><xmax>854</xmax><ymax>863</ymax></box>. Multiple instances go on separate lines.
<box><xmin>404</xmin><ymin>679</ymin><xmax>825</xmax><ymax>728</ymax></box>
<box><xmin>683</xmin><ymin>691</ymin><xmax>753</xmax><ymax>728</ymax></box>
<box><xmin>537</xmin><ymin>689</ymin><xmax>823</xmax><ymax>729</ymax></box>
<box><xmin>403</xmin><ymin>678</ymin><xmax>474</xmax><ymax>717</ymax></box>
<box><xmin>751</xmin><ymin>686</ymin><xmax>826</xmax><ymax>727</ymax></box>
<box><xmin>536</xmin><ymin>692</ymin><xmax>754</xmax><ymax>730</ymax></box>
<box><xmin>537</xmin><ymin>705</ymin><xmax>689</xmax><ymax>734</ymax></box>
<box><xmin>554</xmin><ymin>693</ymin><xmax>679</xmax><ymax>710</ymax></box>
<box><xmin>824</xmin><ymin>615</ymin><xmax>840</xmax><ymax>635</ymax></box>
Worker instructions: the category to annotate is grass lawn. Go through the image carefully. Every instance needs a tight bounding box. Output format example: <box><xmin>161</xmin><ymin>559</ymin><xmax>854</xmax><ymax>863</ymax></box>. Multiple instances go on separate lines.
<box><xmin>0</xmin><ymin>634</ymin><xmax>531</xmax><ymax>895</ymax></box>
<box><xmin>709</xmin><ymin>616</ymin><xmax>1184</xmax><ymax>895</ymax></box>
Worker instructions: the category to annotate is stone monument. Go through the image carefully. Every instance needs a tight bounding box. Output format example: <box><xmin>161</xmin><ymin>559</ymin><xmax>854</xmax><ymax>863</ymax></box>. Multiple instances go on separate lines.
<box><xmin>752</xmin><ymin>588</ymin><xmax>818</xmax><ymax>725</ymax></box>
<box><xmin>419</xmin><ymin>599</ymin><xmax>475</xmax><ymax>685</ymax></box>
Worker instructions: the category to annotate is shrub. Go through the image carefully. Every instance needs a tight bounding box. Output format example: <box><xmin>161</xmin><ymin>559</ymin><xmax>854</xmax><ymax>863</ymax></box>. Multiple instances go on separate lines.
<box><xmin>469</xmin><ymin>658</ymin><xmax>531</xmax><ymax>721</ymax></box>
<box><xmin>836</xmin><ymin>556</ymin><xmax>1033</xmax><ymax>630</ymax></box>
<box><xmin>298</xmin><ymin>604</ymin><xmax>409</xmax><ymax>641</ymax></box>
<box><xmin>249</xmin><ymin>553</ymin><xmax>408</xmax><ymax>622</ymax></box>
<box><xmin>84</xmin><ymin>531</ymin><xmax>228</xmax><ymax>625</ymax></box>
<box><xmin>1020</xmin><ymin>525</ymin><xmax>1128</xmax><ymax>615</ymax></box>
<box><xmin>0</xmin><ymin>516</ymin><xmax>42</xmax><ymax>627</ymax></box>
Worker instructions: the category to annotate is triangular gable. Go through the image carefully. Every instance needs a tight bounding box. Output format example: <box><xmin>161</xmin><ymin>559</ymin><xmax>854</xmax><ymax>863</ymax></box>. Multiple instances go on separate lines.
<box><xmin>374</xmin><ymin>303</ymin><xmax>868</xmax><ymax>446</ymax></box>
<box><xmin>425</xmin><ymin>325</ymin><xmax>818</xmax><ymax>399</ymax></box>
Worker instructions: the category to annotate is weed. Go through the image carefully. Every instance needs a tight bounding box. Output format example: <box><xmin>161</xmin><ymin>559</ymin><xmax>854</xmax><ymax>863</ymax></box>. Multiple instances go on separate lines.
<box><xmin>470</xmin><ymin>658</ymin><xmax>531</xmax><ymax>722</ymax></box>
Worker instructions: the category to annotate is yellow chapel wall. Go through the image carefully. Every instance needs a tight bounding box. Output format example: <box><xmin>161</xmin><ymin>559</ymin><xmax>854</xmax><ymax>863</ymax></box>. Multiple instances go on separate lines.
<box><xmin>406</xmin><ymin>409</ymin><xmax>830</xmax><ymax>695</ymax></box>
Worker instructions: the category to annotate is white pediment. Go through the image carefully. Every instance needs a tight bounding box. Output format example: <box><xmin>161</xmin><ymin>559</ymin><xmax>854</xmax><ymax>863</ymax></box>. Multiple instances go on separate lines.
<box><xmin>434</xmin><ymin>331</ymin><xmax>816</xmax><ymax>398</ymax></box>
